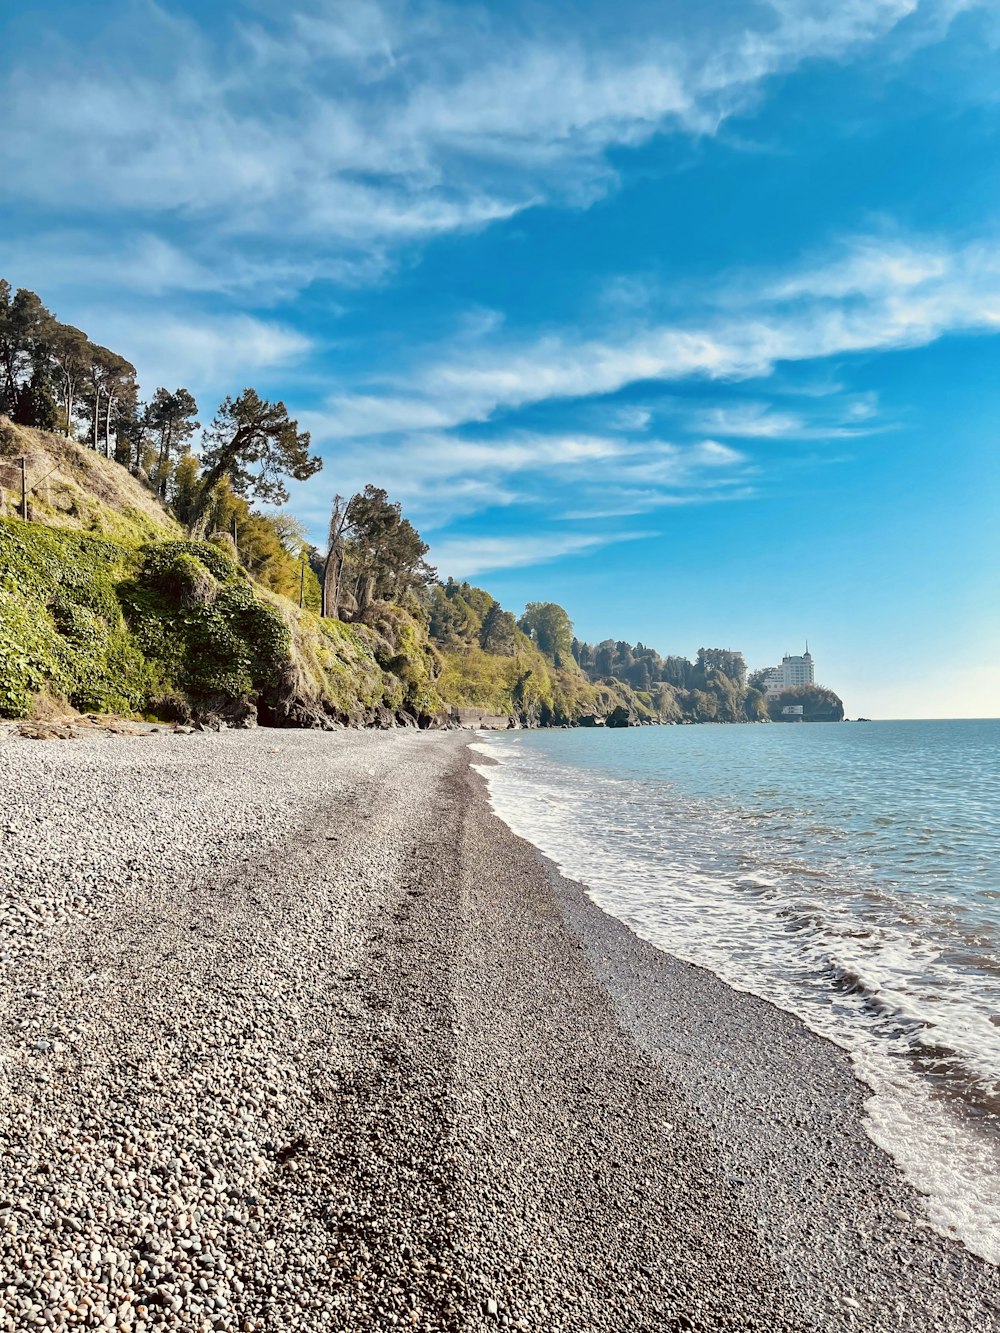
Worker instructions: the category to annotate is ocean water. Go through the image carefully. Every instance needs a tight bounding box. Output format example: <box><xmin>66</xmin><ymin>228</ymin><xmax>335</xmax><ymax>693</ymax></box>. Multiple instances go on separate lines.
<box><xmin>472</xmin><ymin>719</ymin><xmax>1000</xmax><ymax>1265</ymax></box>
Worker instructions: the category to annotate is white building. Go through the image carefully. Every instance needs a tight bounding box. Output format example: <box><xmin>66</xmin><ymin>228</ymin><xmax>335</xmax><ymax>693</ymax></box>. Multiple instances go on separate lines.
<box><xmin>781</xmin><ymin>646</ymin><xmax>815</xmax><ymax>688</ymax></box>
<box><xmin>762</xmin><ymin>667</ymin><xmax>784</xmax><ymax>698</ymax></box>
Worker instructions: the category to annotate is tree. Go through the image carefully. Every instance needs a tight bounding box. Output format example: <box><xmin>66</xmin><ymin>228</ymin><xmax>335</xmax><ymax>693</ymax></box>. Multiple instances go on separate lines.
<box><xmin>627</xmin><ymin>656</ymin><xmax>652</xmax><ymax>691</ymax></box>
<box><xmin>322</xmin><ymin>487</ymin><xmax>435</xmax><ymax>620</ymax></box>
<box><xmin>663</xmin><ymin>655</ymin><xmax>692</xmax><ymax>689</ymax></box>
<box><xmin>171</xmin><ymin>453</ymin><xmax>202</xmax><ymax>527</ymax></box>
<box><xmin>697</xmin><ymin>647</ymin><xmax>747</xmax><ymax>686</ymax></box>
<box><xmin>83</xmin><ymin>346</ymin><xmax>136</xmax><ymax>456</ymax></box>
<box><xmin>100</xmin><ymin>350</ymin><xmax>137</xmax><ymax>458</ymax></box>
<box><xmin>0</xmin><ymin>286</ymin><xmax>57</xmax><ymax>426</ymax></box>
<box><xmin>148</xmin><ymin>388</ymin><xmax>199</xmax><ymax>498</ymax></box>
<box><xmin>479</xmin><ymin>603</ymin><xmax>518</xmax><ymax>656</ymax></box>
<box><xmin>594</xmin><ymin>639</ymin><xmax>616</xmax><ymax>678</ymax></box>
<box><xmin>322</xmin><ymin>493</ymin><xmax>350</xmax><ymax>619</ymax></box>
<box><xmin>48</xmin><ymin>324</ymin><xmax>90</xmax><ymax>437</ymax></box>
<box><xmin>342</xmin><ymin>486</ymin><xmax>434</xmax><ymax>614</ymax></box>
<box><xmin>192</xmin><ymin>389</ymin><xmax>321</xmax><ymax>531</ymax></box>
<box><xmin>518</xmin><ymin>602</ymin><xmax>575</xmax><ymax>668</ymax></box>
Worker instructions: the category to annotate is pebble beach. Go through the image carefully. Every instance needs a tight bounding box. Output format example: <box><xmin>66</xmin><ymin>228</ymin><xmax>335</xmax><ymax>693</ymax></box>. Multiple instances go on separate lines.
<box><xmin>1</xmin><ymin>727</ymin><xmax>998</xmax><ymax>1332</ymax></box>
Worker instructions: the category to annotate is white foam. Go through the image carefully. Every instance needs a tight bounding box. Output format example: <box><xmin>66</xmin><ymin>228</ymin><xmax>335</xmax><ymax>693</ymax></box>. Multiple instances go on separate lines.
<box><xmin>470</xmin><ymin>735</ymin><xmax>1000</xmax><ymax>1267</ymax></box>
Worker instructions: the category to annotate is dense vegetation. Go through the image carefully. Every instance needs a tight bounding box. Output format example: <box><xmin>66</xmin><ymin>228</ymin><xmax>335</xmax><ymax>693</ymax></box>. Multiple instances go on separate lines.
<box><xmin>0</xmin><ymin>276</ymin><xmax>844</xmax><ymax>728</ymax></box>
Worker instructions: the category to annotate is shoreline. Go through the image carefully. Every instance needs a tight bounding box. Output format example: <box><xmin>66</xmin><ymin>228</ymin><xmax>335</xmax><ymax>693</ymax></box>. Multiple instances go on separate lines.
<box><xmin>1</xmin><ymin>728</ymin><xmax>997</xmax><ymax>1330</ymax></box>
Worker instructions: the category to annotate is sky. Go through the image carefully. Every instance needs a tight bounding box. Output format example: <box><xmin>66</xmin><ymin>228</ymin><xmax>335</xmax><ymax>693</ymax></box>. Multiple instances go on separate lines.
<box><xmin>2</xmin><ymin>0</ymin><xmax>999</xmax><ymax>718</ymax></box>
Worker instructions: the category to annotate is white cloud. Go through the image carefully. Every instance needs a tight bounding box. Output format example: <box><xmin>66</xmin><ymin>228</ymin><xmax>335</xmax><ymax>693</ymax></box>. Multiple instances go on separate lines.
<box><xmin>322</xmin><ymin>233</ymin><xmax>1000</xmax><ymax>431</ymax></box>
<box><xmin>689</xmin><ymin>395</ymin><xmax>887</xmax><ymax>439</ymax></box>
<box><xmin>71</xmin><ymin>311</ymin><xmax>312</xmax><ymax>400</ymax></box>
<box><xmin>427</xmin><ymin>529</ymin><xmax>654</xmax><ymax>577</ymax></box>
<box><xmin>0</xmin><ymin>0</ymin><xmax>978</xmax><ymax>287</ymax></box>
<box><xmin>297</xmin><ymin>426</ymin><xmax>754</xmax><ymax>532</ymax></box>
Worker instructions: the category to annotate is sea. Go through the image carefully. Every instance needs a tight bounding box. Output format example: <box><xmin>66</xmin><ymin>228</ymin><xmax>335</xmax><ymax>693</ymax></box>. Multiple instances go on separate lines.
<box><xmin>472</xmin><ymin>718</ymin><xmax>1000</xmax><ymax>1265</ymax></box>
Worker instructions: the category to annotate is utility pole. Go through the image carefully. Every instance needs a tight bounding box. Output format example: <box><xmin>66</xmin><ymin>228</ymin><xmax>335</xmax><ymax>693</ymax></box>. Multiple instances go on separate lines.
<box><xmin>20</xmin><ymin>457</ymin><xmax>28</xmax><ymax>522</ymax></box>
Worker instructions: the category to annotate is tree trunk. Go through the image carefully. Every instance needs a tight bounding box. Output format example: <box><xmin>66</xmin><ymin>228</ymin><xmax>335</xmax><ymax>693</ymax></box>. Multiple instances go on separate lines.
<box><xmin>92</xmin><ymin>389</ymin><xmax>101</xmax><ymax>450</ymax></box>
<box><xmin>105</xmin><ymin>392</ymin><xmax>115</xmax><ymax>459</ymax></box>
<box><xmin>322</xmin><ymin>549</ymin><xmax>341</xmax><ymax>619</ymax></box>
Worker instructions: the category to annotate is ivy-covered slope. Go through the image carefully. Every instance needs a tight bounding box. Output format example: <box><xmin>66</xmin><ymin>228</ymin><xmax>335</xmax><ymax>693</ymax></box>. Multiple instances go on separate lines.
<box><xmin>0</xmin><ymin>521</ymin><xmax>441</xmax><ymax>725</ymax></box>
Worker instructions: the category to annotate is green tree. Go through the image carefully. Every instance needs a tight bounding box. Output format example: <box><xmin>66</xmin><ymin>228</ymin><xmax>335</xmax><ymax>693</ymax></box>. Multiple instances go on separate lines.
<box><xmin>340</xmin><ymin>485</ymin><xmax>434</xmax><ymax>615</ymax></box>
<box><xmin>148</xmin><ymin>388</ymin><xmax>200</xmax><ymax>498</ymax></box>
<box><xmin>170</xmin><ymin>453</ymin><xmax>202</xmax><ymax>527</ymax></box>
<box><xmin>593</xmin><ymin>639</ymin><xmax>616</xmax><ymax>678</ymax></box>
<box><xmin>518</xmin><ymin>602</ymin><xmax>575</xmax><ymax>668</ymax></box>
<box><xmin>48</xmin><ymin>324</ymin><xmax>90</xmax><ymax>437</ymax></box>
<box><xmin>697</xmin><ymin>647</ymin><xmax>747</xmax><ymax>686</ymax></box>
<box><xmin>479</xmin><ymin>603</ymin><xmax>518</xmax><ymax>656</ymax></box>
<box><xmin>193</xmin><ymin>389</ymin><xmax>321</xmax><ymax>531</ymax></box>
<box><xmin>663</xmin><ymin>655</ymin><xmax>692</xmax><ymax>689</ymax></box>
<box><xmin>0</xmin><ymin>284</ymin><xmax>56</xmax><ymax>424</ymax></box>
<box><xmin>84</xmin><ymin>346</ymin><xmax>136</xmax><ymax>457</ymax></box>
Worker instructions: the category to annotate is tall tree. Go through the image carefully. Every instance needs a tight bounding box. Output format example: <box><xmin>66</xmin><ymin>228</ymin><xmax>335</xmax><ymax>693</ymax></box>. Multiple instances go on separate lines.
<box><xmin>0</xmin><ymin>286</ymin><xmax>56</xmax><ymax>425</ymax></box>
<box><xmin>84</xmin><ymin>346</ymin><xmax>136</xmax><ymax>455</ymax></box>
<box><xmin>341</xmin><ymin>486</ymin><xmax>434</xmax><ymax>614</ymax></box>
<box><xmin>192</xmin><ymin>389</ymin><xmax>320</xmax><ymax>531</ymax></box>
<box><xmin>479</xmin><ymin>603</ymin><xmax>518</xmax><ymax>656</ymax></box>
<box><xmin>147</xmin><ymin>388</ymin><xmax>199</xmax><ymax>498</ymax></box>
<box><xmin>48</xmin><ymin>324</ymin><xmax>90</xmax><ymax>437</ymax></box>
<box><xmin>322</xmin><ymin>493</ymin><xmax>350</xmax><ymax>619</ymax></box>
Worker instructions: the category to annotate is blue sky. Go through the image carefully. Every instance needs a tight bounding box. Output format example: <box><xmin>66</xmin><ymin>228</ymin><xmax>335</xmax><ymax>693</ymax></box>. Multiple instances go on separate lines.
<box><xmin>2</xmin><ymin>0</ymin><xmax>999</xmax><ymax>717</ymax></box>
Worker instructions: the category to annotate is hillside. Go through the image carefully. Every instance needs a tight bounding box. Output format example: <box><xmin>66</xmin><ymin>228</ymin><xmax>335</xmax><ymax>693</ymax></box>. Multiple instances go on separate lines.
<box><xmin>0</xmin><ymin>421</ymin><xmax>657</xmax><ymax>729</ymax></box>
<box><xmin>0</xmin><ymin>420</ymin><xmax>181</xmax><ymax>544</ymax></box>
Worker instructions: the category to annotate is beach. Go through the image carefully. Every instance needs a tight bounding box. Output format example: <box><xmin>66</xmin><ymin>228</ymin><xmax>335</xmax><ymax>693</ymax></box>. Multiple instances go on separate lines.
<box><xmin>1</xmin><ymin>727</ymin><xmax>997</xmax><ymax>1332</ymax></box>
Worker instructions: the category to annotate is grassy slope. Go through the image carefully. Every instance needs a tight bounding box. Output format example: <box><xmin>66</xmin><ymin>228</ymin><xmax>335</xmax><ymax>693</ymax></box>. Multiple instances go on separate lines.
<box><xmin>0</xmin><ymin>419</ymin><xmax>181</xmax><ymax>544</ymax></box>
<box><xmin>0</xmin><ymin>420</ymin><xmax>438</xmax><ymax>724</ymax></box>
<box><xmin>0</xmin><ymin>420</ymin><xmax>656</xmax><ymax>726</ymax></box>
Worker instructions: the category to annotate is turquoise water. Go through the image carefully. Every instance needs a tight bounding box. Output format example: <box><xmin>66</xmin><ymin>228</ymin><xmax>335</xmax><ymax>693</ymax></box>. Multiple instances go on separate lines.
<box><xmin>474</xmin><ymin>719</ymin><xmax>1000</xmax><ymax>1263</ymax></box>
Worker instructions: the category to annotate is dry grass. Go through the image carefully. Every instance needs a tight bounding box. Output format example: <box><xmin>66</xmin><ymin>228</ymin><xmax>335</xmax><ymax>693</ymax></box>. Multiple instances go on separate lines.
<box><xmin>0</xmin><ymin>418</ymin><xmax>181</xmax><ymax>543</ymax></box>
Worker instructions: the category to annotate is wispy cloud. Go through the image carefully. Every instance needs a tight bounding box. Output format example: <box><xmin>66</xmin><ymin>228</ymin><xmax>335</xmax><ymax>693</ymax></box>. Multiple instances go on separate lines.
<box><xmin>690</xmin><ymin>393</ymin><xmax>888</xmax><ymax>439</ymax></box>
<box><xmin>1</xmin><ymin>1</ymin><xmax>978</xmax><ymax>294</ymax></box>
<box><xmin>427</xmin><ymin>528</ymin><xmax>655</xmax><ymax>577</ymax></box>
<box><xmin>294</xmin><ymin>427</ymin><xmax>756</xmax><ymax>528</ymax></box>
<box><xmin>314</xmin><ymin>233</ymin><xmax>1000</xmax><ymax>434</ymax></box>
<box><xmin>70</xmin><ymin>310</ymin><xmax>312</xmax><ymax>400</ymax></box>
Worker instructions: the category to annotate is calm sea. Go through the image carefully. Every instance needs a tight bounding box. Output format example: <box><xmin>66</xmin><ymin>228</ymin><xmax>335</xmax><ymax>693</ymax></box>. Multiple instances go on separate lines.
<box><xmin>473</xmin><ymin>719</ymin><xmax>1000</xmax><ymax>1265</ymax></box>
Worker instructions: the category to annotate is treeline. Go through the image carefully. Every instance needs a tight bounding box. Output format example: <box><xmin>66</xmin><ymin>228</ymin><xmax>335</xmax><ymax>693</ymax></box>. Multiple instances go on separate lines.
<box><xmin>0</xmin><ymin>280</ymin><xmax>136</xmax><ymax>452</ymax></box>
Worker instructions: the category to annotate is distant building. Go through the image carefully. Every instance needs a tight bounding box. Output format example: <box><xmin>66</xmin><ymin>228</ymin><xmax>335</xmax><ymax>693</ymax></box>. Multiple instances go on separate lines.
<box><xmin>781</xmin><ymin>704</ymin><xmax>804</xmax><ymax>717</ymax></box>
<box><xmin>762</xmin><ymin>667</ymin><xmax>784</xmax><ymax>698</ymax></box>
<box><xmin>781</xmin><ymin>646</ymin><xmax>815</xmax><ymax>689</ymax></box>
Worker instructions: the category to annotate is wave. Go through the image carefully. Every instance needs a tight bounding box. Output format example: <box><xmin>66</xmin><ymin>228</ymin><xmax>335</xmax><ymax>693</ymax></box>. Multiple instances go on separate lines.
<box><xmin>471</xmin><ymin>732</ymin><xmax>1000</xmax><ymax>1265</ymax></box>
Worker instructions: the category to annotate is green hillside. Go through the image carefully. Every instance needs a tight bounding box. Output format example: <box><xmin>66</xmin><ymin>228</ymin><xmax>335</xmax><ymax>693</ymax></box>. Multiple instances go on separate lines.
<box><xmin>0</xmin><ymin>422</ymin><xmax>651</xmax><ymax>727</ymax></box>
